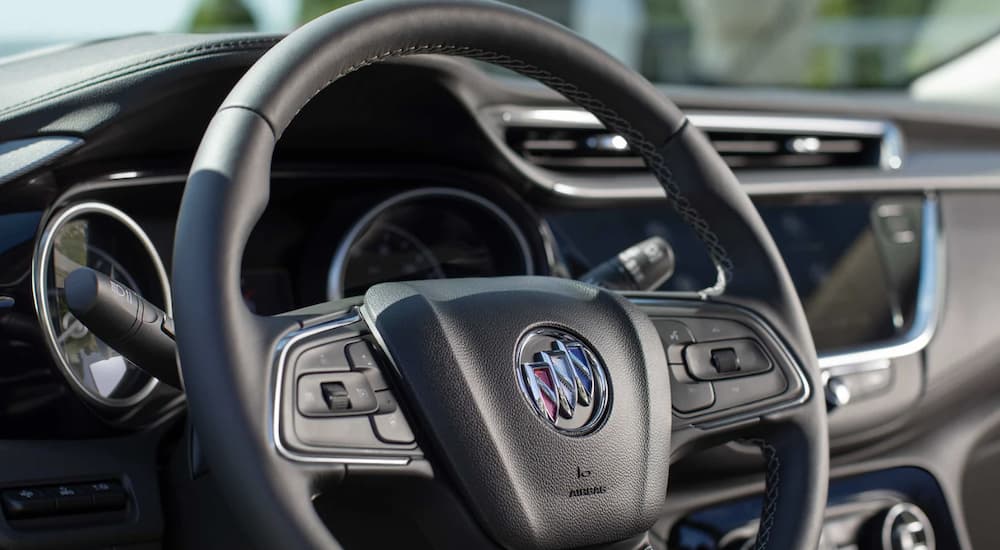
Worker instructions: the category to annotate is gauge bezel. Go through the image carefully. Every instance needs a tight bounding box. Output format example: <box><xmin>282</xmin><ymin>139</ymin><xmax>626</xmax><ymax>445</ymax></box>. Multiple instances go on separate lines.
<box><xmin>32</xmin><ymin>201</ymin><xmax>171</xmax><ymax>408</ymax></box>
<box><xmin>327</xmin><ymin>187</ymin><xmax>535</xmax><ymax>300</ymax></box>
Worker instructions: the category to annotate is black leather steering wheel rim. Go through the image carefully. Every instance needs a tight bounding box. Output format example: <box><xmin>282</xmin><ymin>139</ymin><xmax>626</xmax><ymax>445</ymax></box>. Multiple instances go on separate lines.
<box><xmin>173</xmin><ymin>1</ymin><xmax>828</xmax><ymax>549</ymax></box>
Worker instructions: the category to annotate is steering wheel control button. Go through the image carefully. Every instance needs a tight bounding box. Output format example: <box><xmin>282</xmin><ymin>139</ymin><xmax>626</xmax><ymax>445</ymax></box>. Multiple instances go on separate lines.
<box><xmin>684</xmin><ymin>339</ymin><xmax>772</xmax><ymax>381</ymax></box>
<box><xmin>709</xmin><ymin>348</ymin><xmax>740</xmax><ymax>374</ymax></box>
<box><xmin>683</xmin><ymin>317</ymin><xmax>755</xmax><ymax>342</ymax></box>
<box><xmin>346</xmin><ymin>341</ymin><xmax>376</xmax><ymax>368</ymax></box>
<box><xmin>713</xmin><ymin>369</ymin><xmax>788</xmax><ymax>410</ymax></box>
<box><xmin>297</xmin><ymin>372</ymin><xmax>377</xmax><ymax>416</ymax></box>
<box><xmin>374</xmin><ymin>390</ymin><xmax>398</xmax><ymax>414</ymax></box>
<box><xmin>295</xmin><ymin>416</ymin><xmax>384</xmax><ymax>448</ymax></box>
<box><xmin>320</xmin><ymin>382</ymin><xmax>351</xmax><ymax>411</ymax></box>
<box><xmin>347</xmin><ymin>341</ymin><xmax>388</xmax><ymax>391</ymax></box>
<box><xmin>372</xmin><ymin>409</ymin><xmax>415</xmax><ymax>444</ymax></box>
<box><xmin>654</xmin><ymin>320</ymin><xmax>695</xmax><ymax>343</ymax></box>
<box><xmin>654</xmin><ymin>319</ymin><xmax>695</xmax><ymax>364</ymax></box>
<box><xmin>669</xmin><ymin>364</ymin><xmax>715</xmax><ymax>413</ymax></box>
<box><xmin>296</xmin><ymin>342</ymin><xmax>351</xmax><ymax>373</ymax></box>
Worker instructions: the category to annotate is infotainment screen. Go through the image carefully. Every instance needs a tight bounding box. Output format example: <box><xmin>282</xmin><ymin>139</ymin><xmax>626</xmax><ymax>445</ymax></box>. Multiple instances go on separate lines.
<box><xmin>545</xmin><ymin>196</ymin><xmax>924</xmax><ymax>353</ymax></box>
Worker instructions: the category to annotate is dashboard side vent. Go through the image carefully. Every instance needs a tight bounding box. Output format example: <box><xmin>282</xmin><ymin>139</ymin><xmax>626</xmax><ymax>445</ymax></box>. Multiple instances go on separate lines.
<box><xmin>501</xmin><ymin>109</ymin><xmax>902</xmax><ymax>173</ymax></box>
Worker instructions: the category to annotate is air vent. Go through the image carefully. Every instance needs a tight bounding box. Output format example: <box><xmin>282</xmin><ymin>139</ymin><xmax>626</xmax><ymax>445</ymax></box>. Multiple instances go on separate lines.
<box><xmin>499</xmin><ymin>109</ymin><xmax>902</xmax><ymax>173</ymax></box>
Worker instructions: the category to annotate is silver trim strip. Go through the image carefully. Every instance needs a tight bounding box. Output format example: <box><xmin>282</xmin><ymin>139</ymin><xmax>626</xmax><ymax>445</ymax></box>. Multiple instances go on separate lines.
<box><xmin>488</xmin><ymin>106</ymin><xmax>907</xmax><ymax>199</ymax></box>
<box><xmin>818</xmin><ymin>195</ymin><xmax>942</xmax><ymax>370</ymax></box>
<box><xmin>499</xmin><ymin>106</ymin><xmax>899</xmax><ymax>140</ymax></box>
<box><xmin>327</xmin><ymin>187</ymin><xmax>535</xmax><ymax>300</ymax></box>
<box><xmin>71</xmin><ymin>167</ymin><xmax>1000</xmax><ymax>200</ymax></box>
<box><xmin>822</xmin><ymin>358</ymin><xmax>891</xmax><ymax>383</ymax></box>
<box><xmin>271</xmin><ymin>311</ymin><xmax>411</xmax><ymax>466</ymax></box>
<box><xmin>31</xmin><ymin>201</ymin><xmax>169</xmax><ymax>408</ymax></box>
<box><xmin>0</xmin><ymin>136</ymin><xmax>83</xmax><ymax>186</ymax></box>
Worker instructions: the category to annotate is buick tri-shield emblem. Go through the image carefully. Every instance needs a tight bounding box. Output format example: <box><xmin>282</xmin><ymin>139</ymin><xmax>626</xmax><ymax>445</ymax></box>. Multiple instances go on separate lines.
<box><xmin>516</xmin><ymin>328</ymin><xmax>609</xmax><ymax>435</ymax></box>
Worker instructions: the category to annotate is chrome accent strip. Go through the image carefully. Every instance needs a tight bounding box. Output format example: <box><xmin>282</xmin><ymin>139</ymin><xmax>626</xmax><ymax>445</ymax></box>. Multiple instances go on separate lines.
<box><xmin>487</xmin><ymin>106</ymin><xmax>907</xmax><ymax>199</ymax></box>
<box><xmin>879</xmin><ymin>120</ymin><xmax>905</xmax><ymax>170</ymax></box>
<box><xmin>498</xmin><ymin>105</ymin><xmax>899</xmax><ymax>142</ymax></box>
<box><xmin>0</xmin><ymin>136</ymin><xmax>83</xmax><ymax>185</ymax></box>
<box><xmin>66</xmin><ymin>168</ymin><xmax>1000</xmax><ymax>200</ymax></box>
<box><xmin>327</xmin><ymin>187</ymin><xmax>535</xmax><ymax>300</ymax></box>
<box><xmin>822</xmin><ymin>358</ymin><xmax>892</xmax><ymax>383</ymax></box>
<box><xmin>818</xmin><ymin>195</ymin><xmax>942</xmax><ymax>369</ymax></box>
<box><xmin>32</xmin><ymin>201</ymin><xmax>168</xmax><ymax>408</ymax></box>
<box><xmin>271</xmin><ymin>311</ymin><xmax>411</xmax><ymax>466</ymax></box>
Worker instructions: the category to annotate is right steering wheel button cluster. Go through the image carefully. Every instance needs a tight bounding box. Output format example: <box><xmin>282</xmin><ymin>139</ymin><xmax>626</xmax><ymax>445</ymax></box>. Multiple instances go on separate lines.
<box><xmin>657</xmin><ymin>315</ymin><xmax>789</xmax><ymax>417</ymax></box>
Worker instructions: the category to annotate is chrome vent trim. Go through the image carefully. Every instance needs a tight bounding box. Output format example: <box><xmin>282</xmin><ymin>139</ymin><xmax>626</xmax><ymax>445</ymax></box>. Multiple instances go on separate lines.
<box><xmin>493</xmin><ymin>106</ymin><xmax>903</xmax><ymax>173</ymax></box>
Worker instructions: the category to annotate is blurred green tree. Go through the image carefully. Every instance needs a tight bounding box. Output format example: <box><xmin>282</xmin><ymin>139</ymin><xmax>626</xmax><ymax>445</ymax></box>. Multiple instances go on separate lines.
<box><xmin>301</xmin><ymin>0</ymin><xmax>362</xmax><ymax>23</ymax></box>
<box><xmin>190</xmin><ymin>0</ymin><xmax>255</xmax><ymax>31</ymax></box>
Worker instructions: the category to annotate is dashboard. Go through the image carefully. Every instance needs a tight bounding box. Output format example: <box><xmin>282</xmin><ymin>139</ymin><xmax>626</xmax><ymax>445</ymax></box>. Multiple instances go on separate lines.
<box><xmin>1</xmin><ymin>33</ymin><xmax>999</xmax><ymax>550</ymax></box>
<box><xmin>10</xmin><ymin>162</ymin><xmax>933</xmax><ymax>436</ymax></box>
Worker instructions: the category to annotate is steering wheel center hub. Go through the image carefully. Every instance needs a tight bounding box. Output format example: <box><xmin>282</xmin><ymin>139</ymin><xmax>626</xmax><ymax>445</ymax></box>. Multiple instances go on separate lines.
<box><xmin>362</xmin><ymin>277</ymin><xmax>671</xmax><ymax>548</ymax></box>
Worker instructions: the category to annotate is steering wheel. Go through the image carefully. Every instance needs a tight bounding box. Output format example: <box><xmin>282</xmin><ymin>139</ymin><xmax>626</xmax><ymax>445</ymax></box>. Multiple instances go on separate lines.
<box><xmin>172</xmin><ymin>1</ymin><xmax>828</xmax><ymax>548</ymax></box>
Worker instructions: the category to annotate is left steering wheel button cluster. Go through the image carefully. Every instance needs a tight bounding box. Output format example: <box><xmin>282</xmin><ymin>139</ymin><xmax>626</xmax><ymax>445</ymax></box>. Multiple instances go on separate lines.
<box><xmin>282</xmin><ymin>326</ymin><xmax>419</xmax><ymax>456</ymax></box>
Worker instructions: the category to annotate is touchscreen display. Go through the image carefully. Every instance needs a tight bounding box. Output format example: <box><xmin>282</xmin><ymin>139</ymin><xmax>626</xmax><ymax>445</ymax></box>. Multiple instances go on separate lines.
<box><xmin>545</xmin><ymin>196</ymin><xmax>924</xmax><ymax>353</ymax></box>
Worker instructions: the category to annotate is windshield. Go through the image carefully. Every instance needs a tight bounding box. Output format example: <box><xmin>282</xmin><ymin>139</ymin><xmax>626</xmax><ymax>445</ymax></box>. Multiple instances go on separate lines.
<box><xmin>4</xmin><ymin>0</ymin><xmax>1000</xmax><ymax>91</ymax></box>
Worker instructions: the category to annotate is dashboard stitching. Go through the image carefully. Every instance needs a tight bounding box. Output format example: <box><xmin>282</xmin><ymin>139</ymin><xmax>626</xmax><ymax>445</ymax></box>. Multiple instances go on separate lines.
<box><xmin>295</xmin><ymin>44</ymin><xmax>736</xmax><ymax>285</ymax></box>
<box><xmin>0</xmin><ymin>37</ymin><xmax>280</xmax><ymax>118</ymax></box>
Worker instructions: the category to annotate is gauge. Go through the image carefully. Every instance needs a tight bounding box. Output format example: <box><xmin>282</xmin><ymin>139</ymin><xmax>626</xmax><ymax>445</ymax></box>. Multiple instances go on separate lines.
<box><xmin>329</xmin><ymin>188</ymin><xmax>535</xmax><ymax>299</ymax></box>
<box><xmin>344</xmin><ymin>223</ymin><xmax>446</xmax><ymax>291</ymax></box>
<box><xmin>33</xmin><ymin>202</ymin><xmax>171</xmax><ymax>408</ymax></box>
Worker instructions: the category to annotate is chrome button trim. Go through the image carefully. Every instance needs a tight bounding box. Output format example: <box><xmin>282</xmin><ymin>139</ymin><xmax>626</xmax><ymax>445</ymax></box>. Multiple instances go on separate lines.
<box><xmin>271</xmin><ymin>311</ymin><xmax>412</xmax><ymax>466</ymax></box>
